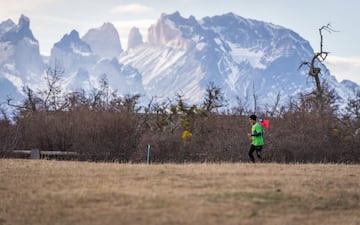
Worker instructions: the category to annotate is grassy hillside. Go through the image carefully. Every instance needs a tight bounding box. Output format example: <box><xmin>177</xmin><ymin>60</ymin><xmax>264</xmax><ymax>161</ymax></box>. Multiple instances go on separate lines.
<box><xmin>1</xmin><ymin>159</ymin><xmax>359</xmax><ymax>225</ymax></box>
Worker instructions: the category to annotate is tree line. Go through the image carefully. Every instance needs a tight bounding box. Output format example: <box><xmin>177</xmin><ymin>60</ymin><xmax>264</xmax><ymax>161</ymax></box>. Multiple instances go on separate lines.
<box><xmin>0</xmin><ymin>64</ymin><xmax>359</xmax><ymax>163</ymax></box>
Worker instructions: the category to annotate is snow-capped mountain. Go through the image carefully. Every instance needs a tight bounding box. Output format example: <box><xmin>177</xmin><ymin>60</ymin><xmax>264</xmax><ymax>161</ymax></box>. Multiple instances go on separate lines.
<box><xmin>0</xmin><ymin>15</ymin><xmax>45</xmax><ymax>101</ymax></box>
<box><xmin>49</xmin><ymin>28</ymin><xmax>146</xmax><ymax>100</ymax></box>
<box><xmin>50</xmin><ymin>30</ymin><xmax>96</xmax><ymax>72</ymax></box>
<box><xmin>121</xmin><ymin>12</ymin><xmax>357</xmax><ymax>109</ymax></box>
<box><xmin>341</xmin><ymin>80</ymin><xmax>360</xmax><ymax>94</ymax></box>
<box><xmin>82</xmin><ymin>23</ymin><xmax>123</xmax><ymax>59</ymax></box>
<box><xmin>0</xmin><ymin>12</ymin><xmax>358</xmax><ymax>114</ymax></box>
<box><xmin>127</xmin><ymin>27</ymin><xmax>143</xmax><ymax>50</ymax></box>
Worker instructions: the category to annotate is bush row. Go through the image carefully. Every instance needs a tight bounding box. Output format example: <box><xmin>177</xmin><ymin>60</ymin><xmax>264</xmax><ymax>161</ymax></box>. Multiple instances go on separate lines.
<box><xmin>1</xmin><ymin>106</ymin><xmax>359</xmax><ymax>163</ymax></box>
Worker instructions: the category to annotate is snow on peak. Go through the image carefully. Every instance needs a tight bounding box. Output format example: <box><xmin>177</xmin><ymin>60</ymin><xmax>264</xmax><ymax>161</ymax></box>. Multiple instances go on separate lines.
<box><xmin>148</xmin><ymin>12</ymin><xmax>199</xmax><ymax>49</ymax></box>
<box><xmin>1</xmin><ymin>12</ymin><xmax>358</xmax><ymax>112</ymax></box>
<box><xmin>127</xmin><ymin>27</ymin><xmax>143</xmax><ymax>50</ymax></box>
<box><xmin>0</xmin><ymin>15</ymin><xmax>36</xmax><ymax>43</ymax></box>
<box><xmin>54</xmin><ymin>30</ymin><xmax>92</xmax><ymax>54</ymax></box>
<box><xmin>228</xmin><ymin>42</ymin><xmax>266</xmax><ymax>69</ymax></box>
<box><xmin>0</xmin><ymin>19</ymin><xmax>16</xmax><ymax>34</ymax></box>
<box><xmin>82</xmin><ymin>22</ymin><xmax>123</xmax><ymax>59</ymax></box>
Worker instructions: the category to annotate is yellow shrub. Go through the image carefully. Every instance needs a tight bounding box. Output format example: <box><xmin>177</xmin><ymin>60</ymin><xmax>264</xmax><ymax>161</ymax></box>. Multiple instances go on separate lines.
<box><xmin>182</xmin><ymin>130</ymin><xmax>192</xmax><ymax>140</ymax></box>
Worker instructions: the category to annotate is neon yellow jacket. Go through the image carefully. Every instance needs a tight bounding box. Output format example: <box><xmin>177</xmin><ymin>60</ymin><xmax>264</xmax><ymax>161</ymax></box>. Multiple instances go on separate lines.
<box><xmin>251</xmin><ymin>122</ymin><xmax>264</xmax><ymax>146</ymax></box>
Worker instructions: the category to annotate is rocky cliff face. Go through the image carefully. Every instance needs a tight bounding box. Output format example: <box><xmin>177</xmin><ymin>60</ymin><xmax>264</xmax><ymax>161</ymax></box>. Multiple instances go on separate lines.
<box><xmin>82</xmin><ymin>23</ymin><xmax>123</xmax><ymax>59</ymax></box>
<box><xmin>0</xmin><ymin>15</ymin><xmax>44</xmax><ymax>95</ymax></box>
<box><xmin>127</xmin><ymin>27</ymin><xmax>143</xmax><ymax>50</ymax></box>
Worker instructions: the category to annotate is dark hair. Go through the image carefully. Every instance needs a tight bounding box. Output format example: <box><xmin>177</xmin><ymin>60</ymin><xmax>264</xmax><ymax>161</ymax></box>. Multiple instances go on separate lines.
<box><xmin>249</xmin><ymin>114</ymin><xmax>257</xmax><ymax>121</ymax></box>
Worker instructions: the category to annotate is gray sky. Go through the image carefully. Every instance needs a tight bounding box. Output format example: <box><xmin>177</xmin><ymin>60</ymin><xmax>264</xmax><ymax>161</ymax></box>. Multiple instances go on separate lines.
<box><xmin>1</xmin><ymin>0</ymin><xmax>359</xmax><ymax>84</ymax></box>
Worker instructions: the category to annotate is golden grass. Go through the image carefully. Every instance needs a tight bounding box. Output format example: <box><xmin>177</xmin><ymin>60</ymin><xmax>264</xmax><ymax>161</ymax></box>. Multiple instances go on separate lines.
<box><xmin>0</xmin><ymin>159</ymin><xmax>359</xmax><ymax>225</ymax></box>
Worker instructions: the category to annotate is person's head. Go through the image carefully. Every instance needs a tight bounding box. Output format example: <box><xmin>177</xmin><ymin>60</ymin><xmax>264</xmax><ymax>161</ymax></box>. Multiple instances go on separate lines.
<box><xmin>249</xmin><ymin>114</ymin><xmax>257</xmax><ymax>124</ymax></box>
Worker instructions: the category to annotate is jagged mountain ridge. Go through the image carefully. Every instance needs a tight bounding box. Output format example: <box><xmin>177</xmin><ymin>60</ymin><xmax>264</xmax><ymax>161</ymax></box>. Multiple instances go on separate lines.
<box><xmin>0</xmin><ymin>12</ymin><xmax>358</xmax><ymax>113</ymax></box>
<box><xmin>120</xmin><ymin>12</ymin><xmax>352</xmax><ymax>108</ymax></box>
<box><xmin>49</xmin><ymin>28</ymin><xmax>146</xmax><ymax>99</ymax></box>
<box><xmin>0</xmin><ymin>15</ymin><xmax>44</xmax><ymax>97</ymax></box>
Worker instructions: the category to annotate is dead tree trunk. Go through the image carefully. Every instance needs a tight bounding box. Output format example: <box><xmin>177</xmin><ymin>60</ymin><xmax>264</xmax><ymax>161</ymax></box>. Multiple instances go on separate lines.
<box><xmin>300</xmin><ymin>24</ymin><xmax>336</xmax><ymax>116</ymax></box>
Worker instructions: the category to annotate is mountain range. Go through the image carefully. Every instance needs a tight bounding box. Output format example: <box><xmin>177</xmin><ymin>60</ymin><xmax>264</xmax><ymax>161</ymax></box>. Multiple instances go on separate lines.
<box><xmin>0</xmin><ymin>12</ymin><xmax>359</xmax><ymax>114</ymax></box>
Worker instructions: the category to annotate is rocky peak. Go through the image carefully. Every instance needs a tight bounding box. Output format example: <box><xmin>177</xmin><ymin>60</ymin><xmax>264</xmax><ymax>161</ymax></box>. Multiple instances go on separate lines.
<box><xmin>82</xmin><ymin>22</ymin><xmax>122</xmax><ymax>59</ymax></box>
<box><xmin>54</xmin><ymin>29</ymin><xmax>91</xmax><ymax>53</ymax></box>
<box><xmin>148</xmin><ymin>12</ymin><xmax>192</xmax><ymax>49</ymax></box>
<box><xmin>127</xmin><ymin>27</ymin><xmax>143</xmax><ymax>50</ymax></box>
<box><xmin>0</xmin><ymin>19</ymin><xmax>16</xmax><ymax>34</ymax></box>
<box><xmin>1</xmin><ymin>15</ymin><xmax>36</xmax><ymax>43</ymax></box>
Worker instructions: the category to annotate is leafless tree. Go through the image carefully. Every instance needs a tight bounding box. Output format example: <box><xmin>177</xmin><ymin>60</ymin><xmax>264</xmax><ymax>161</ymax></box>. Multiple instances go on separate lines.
<box><xmin>39</xmin><ymin>62</ymin><xmax>68</xmax><ymax>111</ymax></box>
<box><xmin>7</xmin><ymin>86</ymin><xmax>41</xmax><ymax>112</ymax></box>
<box><xmin>299</xmin><ymin>24</ymin><xmax>338</xmax><ymax>116</ymax></box>
<box><xmin>265</xmin><ymin>90</ymin><xmax>281</xmax><ymax>117</ymax></box>
<box><xmin>251</xmin><ymin>82</ymin><xmax>259</xmax><ymax>114</ymax></box>
<box><xmin>202</xmin><ymin>82</ymin><xmax>227</xmax><ymax>113</ymax></box>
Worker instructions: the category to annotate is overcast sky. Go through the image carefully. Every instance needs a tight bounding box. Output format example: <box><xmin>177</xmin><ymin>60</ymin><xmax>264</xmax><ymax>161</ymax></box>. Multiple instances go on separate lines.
<box><xmin>1</xmin><ymin>0</ymin><xmax>359</xmax><ymax>84</ymax></box>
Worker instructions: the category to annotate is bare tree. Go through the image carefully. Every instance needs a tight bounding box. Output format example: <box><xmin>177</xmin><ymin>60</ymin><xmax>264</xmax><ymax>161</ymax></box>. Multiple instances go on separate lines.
<box><xmin>265</xmin><ymin>90</ymin><xmax>282</xmax><ymax>117</ymax></box>
<box><xmin>7</xmin><ymin>86</ymin><xmax>42</xmax><ymax>113</ymax></box>
<box><xmin>110</xmin><ymin>93</ymin><xmax>142</xmax><ymax>113</ymax></box>
<box><xmin>39</xmin><ymin>62</ymin><xmax>68</xmax><ymax>111</ymax></box>
<box><xmin>202</xmin><ymin>82</ymin><xmax>227</xmax><ymax>113</ymax></box>
<box><xmin>345</xmin><ymin>91</ymin><xmax>360</xmax><ymax>121</ymax></box>
<box><xmin>232</xmin><ymin>96</ymin><xmax>250</xmax><ymax>116</ymax></box>
<box><xmin>299</xmin><ymin>24</ymin><xmax>337</xmax><ymax>116</ymax></box>
<box><xmin>251</xmin><ymin>81</ymin><xmax>259</xmax><ymax>114</ymax></box>
<box><xmin>7</xmin><ymin>62</ymin><xmax>68</xmax><ymax>113</ymax></box>
<box><xmin>65</xmin><ymin>90</ymin><xmax>89</xmax><ymax>110</ymax></box>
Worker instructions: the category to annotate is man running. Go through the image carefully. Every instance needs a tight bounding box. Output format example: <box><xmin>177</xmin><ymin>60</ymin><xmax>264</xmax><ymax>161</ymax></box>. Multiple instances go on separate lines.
<box><xmin>247</xmin><ymin>114</ymin><xmax>264</xmax><ymax>163</ymax></box>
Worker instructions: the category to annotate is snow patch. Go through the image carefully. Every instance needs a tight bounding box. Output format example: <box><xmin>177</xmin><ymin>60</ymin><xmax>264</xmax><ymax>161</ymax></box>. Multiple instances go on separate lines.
<box><xmin>71</xmin><ymin>43</ymin><xmax>91</xmax><ymax>56</ymax></box>
<box><xmin>3</xmin><ymin>72</ymin><xmax>24</xmax><ymax>93</ymax></box>
<box><xmin>227</xmin><ymin>42</ymin><xmax>266</xmax><ymax>69</ymax></box>
<box><xmin>196</xmin><ymin>42</ymin><xmax>206</xmax><ymax>51</ymax></box>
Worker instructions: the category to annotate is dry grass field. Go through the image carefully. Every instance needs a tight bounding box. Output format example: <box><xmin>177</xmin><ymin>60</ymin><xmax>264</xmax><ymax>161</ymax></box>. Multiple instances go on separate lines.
<box><xmin>0</xmin><ymin>159</ymin><xmax>359</xmax><ymax>225</ymax></box>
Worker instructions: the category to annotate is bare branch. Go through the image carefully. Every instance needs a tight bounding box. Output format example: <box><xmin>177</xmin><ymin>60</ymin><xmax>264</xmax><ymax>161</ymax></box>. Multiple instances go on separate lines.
<box><xmin>319</xmin><ymin>23</ymin><xmax>338</xmax><ymax>54</ymax></box>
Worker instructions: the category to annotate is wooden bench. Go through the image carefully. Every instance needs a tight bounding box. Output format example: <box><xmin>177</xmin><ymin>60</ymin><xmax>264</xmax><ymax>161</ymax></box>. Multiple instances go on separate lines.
<box><xmin>12</xmin><ymin>149</ymin><xmax>79</xmax><ymax>159</ymax></box>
